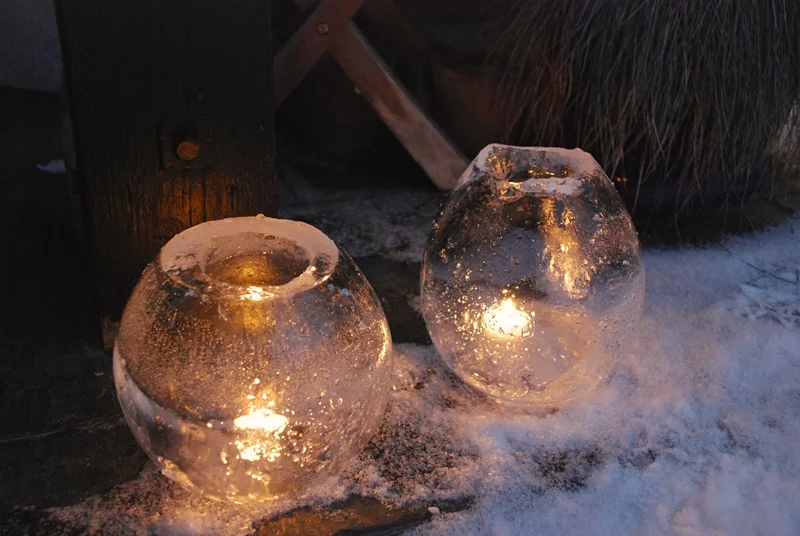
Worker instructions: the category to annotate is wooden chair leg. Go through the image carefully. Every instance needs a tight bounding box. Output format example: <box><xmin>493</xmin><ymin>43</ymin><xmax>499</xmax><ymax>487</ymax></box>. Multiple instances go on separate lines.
<box><xmin>274</xmin><ymin>0</ymin><xmax>468</xmax><ymax>189</ymax></box>
<box><xmin>273</xmin><ymin>0</ymin><xmax>366</xmax><ymax>106</ymax></box>
<box><xmin>330</xmin><ymin>23</ymin><xmax>467</xmax><ymax>189</ymax></box>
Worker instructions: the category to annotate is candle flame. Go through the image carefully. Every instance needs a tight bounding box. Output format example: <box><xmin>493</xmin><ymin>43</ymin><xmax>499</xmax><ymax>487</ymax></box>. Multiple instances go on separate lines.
<box><xmin>234</xmin><ymin>407</ymin><xmax>288</xmax><ymax>432</ymax></box>
<box><xmin>233</xmin><ymin>407</ymin><xmax>288</xmax><ymax>463</ymax></box>
<box><xmin>483</xmin><ymin>298</ymin><xmax>534</xmax><ymax>340</ymax></box>
<box><xmin>243</xmin><ymin>285</ymin><xmax>268</xmax><ymax>301</ymax></box>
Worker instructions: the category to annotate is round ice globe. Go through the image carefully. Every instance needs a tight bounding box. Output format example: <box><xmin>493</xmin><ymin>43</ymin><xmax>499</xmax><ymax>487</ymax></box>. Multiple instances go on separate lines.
<box><xmin>421</xmin><ymin>145</ymin><xmax>644</xmax><ymax>408</ymax></box>
<box><xmin>114</xmin><ymin>216</ymin><xmax>392</xmax><ymax>503</ymax></box>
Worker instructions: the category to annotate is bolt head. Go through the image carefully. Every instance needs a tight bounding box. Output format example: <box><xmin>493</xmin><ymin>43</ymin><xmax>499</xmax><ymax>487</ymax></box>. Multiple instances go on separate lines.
<box><xmin>176</xmin><ymin>140</ymin><xmax>201</xmax><ymax>162</ymax></box>
<box><xmin>316</xmin><ymin>22</ymin><xmax>330</xmax><ymax>36</ymax></box>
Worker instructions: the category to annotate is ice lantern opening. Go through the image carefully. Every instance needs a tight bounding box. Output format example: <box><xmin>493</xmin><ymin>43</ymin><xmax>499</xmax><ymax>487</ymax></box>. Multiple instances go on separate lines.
<box><xmin>113</xmin><ymin>216</ymin><xmax>393</xmax><ymax>503</ymax></box>
<box><xmin>421</xmin><ymin>145</ymin><xmax>645</xmax><ymax>408</ymax></box>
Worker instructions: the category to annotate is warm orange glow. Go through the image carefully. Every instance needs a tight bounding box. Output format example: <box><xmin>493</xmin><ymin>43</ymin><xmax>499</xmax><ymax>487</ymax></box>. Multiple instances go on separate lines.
<box><xmin>233</xmin><ymin>407</ymin><xmax>289</xmax><ymax>463</ymax></box>
<box><xmin>482</xmin><ymin>298</ymin><xmax>534</xmax><ymax>340</ymax></box>
<box><xmin>243</xmin><ymin>285</ymin><xmax>268</xmax><ymax>301</ymax></box>
<box><xmin>542</xmin><ymin>199</ymin><xmax>590</xmax><ymax>299</ymax></box>
<box><xmin>233</xmin><ymin>407</ymin><xmax>288</xmax><ymax>432</ymax></box>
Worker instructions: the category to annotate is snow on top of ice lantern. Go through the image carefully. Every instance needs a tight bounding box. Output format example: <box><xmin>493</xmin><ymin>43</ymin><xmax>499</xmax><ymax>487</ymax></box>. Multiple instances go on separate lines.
<box><xmin>457</xmin><ymin>144</ymin><xmax>604</xmax><ymax>197</ymax></box>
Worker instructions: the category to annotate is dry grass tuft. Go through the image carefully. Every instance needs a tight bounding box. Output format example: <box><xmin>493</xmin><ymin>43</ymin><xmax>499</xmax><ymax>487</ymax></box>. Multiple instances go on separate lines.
<box><xmin>487</xmin><ymin>0</ymin><xmax>800</xmax><ymax>215</ymax></box>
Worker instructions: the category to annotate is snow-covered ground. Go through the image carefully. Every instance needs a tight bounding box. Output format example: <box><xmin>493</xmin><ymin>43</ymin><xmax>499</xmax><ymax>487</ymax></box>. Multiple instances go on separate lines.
<box><xmin>403</xmin><ymin>216</ymin><xmax>800</xmax><ymax>535</ymax></box>
<box><xmin>48</xmin><ymin>188</ymin><xmax>800</xmax><ymax>535</ymax></box>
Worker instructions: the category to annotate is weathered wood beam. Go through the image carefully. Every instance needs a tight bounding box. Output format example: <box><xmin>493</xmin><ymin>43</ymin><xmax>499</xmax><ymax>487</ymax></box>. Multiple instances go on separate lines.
<box><xmin>274</xmin><ymin>0</ymin><xmax>367</xmax><ymax>106</ymax></box>
<box><xmin>54</xmin><ymin>0</ymin><xmax>277</xmax><ymax>320</ymax></box>
<box><xmin>330</xmin><ymin>22</ymin><xmax>468</xmax><ymax>189</ymax></box>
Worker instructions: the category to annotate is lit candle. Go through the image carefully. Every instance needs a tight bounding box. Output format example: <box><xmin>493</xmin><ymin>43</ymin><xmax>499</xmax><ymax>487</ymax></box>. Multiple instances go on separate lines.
<box><xmin>421</xmin><ymin>145</ymin><xmax>645</xmax><ymax>407</ymax></box>
<box><xmin>114</xmin><ymin>216</ymin><xmax>393</xmax><ymax>502</ymax></box>
<box><xmin>482</xmin><ymin>298</ymin><xmax>534</xmax><ymax>341</ymax></box>
<box><xmin>232</xmin><ymin>407</ymin><xmax>289</xmax><ymax>463</ymax></box>
<box><xmin>233</xmin><ymin>407</ymin><xmax>288</xmax><ymax>433</ymax></box>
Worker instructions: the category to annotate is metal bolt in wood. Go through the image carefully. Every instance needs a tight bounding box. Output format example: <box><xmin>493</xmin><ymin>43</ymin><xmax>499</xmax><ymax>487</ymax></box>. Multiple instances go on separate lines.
<box><xmin>176</xmin><ymin>139</ymin><xmax>201</xmax><ymax>161</ymax></box>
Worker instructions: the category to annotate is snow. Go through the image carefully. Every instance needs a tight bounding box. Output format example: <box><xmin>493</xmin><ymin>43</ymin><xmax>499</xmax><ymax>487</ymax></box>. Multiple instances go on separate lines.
<box><xmin>403</xmin><ymin>216</ymin><xmax>800</xmax><ymax>536</ymax></box>
<box><xmin>278</xmin><ymin>174</ymin><xmax>442</xmax><ymax>264</ymax></box>
<box><xmin>47</xmin><ymin>200</ymin><xmax>800</xmax><ymax>535</ymax></box>
<box><xmin>35</xmin><ymin>159</ymin><xmax>65</xmax><ymax>174</ymax></box>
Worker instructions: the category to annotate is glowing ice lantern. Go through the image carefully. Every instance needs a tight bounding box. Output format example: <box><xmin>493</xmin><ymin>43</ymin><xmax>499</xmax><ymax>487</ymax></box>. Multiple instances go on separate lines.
<box><xmin>421</xmin><ymin>145</ymin><xmax>645</xmax><ymax>407</ymax></box>
<box><xmin>113</xmin><ymin>216</ymin><xmax>393</xmax><ymax>503</ymax></box>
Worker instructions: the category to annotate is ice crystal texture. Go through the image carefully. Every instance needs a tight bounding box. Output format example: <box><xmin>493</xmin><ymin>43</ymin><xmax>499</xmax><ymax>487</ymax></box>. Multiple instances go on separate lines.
<box><xmin>421</xmin><ymin>145</ymin><xmax>645</xmax><ymax>407</ymax></box>
<box><xmin>114</xmin><ymin>216</ymin><xmax>393</xmax><ymax>503</ymax></box>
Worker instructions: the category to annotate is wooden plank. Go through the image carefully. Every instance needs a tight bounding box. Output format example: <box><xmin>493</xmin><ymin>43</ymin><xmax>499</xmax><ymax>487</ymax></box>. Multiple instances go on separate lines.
<box><xmin>329</xmin><ymin>23</ymin><xmax>468</xmax><ymax>190</ymax></box>
<box><xmin>54</xmin><ymin>0</ymin><xmax>276</xmax><ymax>319</ymax></box>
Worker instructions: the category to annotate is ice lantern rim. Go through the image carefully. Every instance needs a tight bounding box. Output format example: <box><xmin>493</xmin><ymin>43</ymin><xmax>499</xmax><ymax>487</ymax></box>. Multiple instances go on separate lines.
<box><xmin>159</xmin><ymin>215</ymin><xmax>340</xmax><ymax>301</ymax></box>
<box><xmin>458</xmin><ymin>143</ymin><xmax>605</xmax><ymax>195</ymax></box>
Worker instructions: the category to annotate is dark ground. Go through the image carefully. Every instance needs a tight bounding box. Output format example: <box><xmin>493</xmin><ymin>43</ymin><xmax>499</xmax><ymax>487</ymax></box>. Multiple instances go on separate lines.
<box><xmin>0</xmin><ymin>85</ymin><xmax>797</xmax><ymax>535</ymax></box>
<box><xmin>0</xmin><ymin>89</ymin><xmax>148</xmax><ymax>511</ymax></box>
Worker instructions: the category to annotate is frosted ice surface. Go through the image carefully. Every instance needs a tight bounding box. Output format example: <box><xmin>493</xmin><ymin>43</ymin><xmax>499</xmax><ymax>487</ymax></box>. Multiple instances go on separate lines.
<box><xmin>422</xmin><ymin>145</ymin><xmax>645</xmax><ymax>407</ymax></box>
<box><xmin>461</xmin><ymin>144</ymin><xmax>601</xmax><ymax>189</ymax></box>
<box><xmin>160</xmin><ymin>216</ymin><xmax>340</xmax><ymax>299</ymax></box>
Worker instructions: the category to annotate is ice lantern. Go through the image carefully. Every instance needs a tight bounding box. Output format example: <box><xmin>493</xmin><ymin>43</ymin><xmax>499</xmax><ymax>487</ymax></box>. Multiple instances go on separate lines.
<box><xmin>113</xmin><ymin>216</ymin><xmax>393</xmax><ymax>503</ymax></box>
<box><xmin>421</xmin><ymin>145</ymin><xmax>645</xmax><ymax>407</ymax></box>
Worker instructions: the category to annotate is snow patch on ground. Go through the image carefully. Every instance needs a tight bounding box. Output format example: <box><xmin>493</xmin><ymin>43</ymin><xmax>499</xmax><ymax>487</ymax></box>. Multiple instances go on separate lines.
<box><xmin>404</xmin><ymin>217</ymin><xmax>800</xmax><ymax>536</ymax></box>
<box><xmin>729</xmin><ymin>264</ymin><xmax>800</xmax><ymax>328</ymax></box>
<box><xmin>36</xmin><ymin>159</ymin><xmax>66</xmax><ymax>174</ymax></box>
<box><xmin>279</xmin><ymin>186</ymin><xmax>443</xmax><ymax>264</ymax></box>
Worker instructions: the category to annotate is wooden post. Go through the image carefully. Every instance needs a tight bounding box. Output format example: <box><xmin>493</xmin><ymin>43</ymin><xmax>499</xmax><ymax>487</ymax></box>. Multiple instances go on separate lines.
<box><xmin>54</xmin><ymin>0</ymin><xmax>277</xmax><ymax>321</ymax></box>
